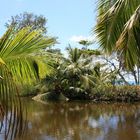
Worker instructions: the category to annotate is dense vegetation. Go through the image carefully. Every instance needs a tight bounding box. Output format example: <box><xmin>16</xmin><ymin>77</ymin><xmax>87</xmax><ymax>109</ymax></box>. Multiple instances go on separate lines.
<box><xmin>31</xmin><ymin>47</ymin><xmax>140</xmax><ymax>102</ymax></box>
<box><xmin>1</xmin><ymin>1</ymin><xmax>140</xmax><ymax>138</ymax></box>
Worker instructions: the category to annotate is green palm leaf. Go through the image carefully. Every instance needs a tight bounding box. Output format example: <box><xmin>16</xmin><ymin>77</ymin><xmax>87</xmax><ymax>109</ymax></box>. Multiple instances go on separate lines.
<box><xmin>0</xmin><ymin>26</ymin><xmax>56</xmax><ymax>84</ymax></box>
<box><xmin>0</xmin><ymin>25</ymin><xmax>56</xmax><ymax>139</ymax></box>
<box><xmin>95</xmin><ymin>0</ymin><xmax>140</xmax><ymax>70</ymax></box>
<box><xmin>116</xmin><ymin>5</ymin><xmax>140</xmax><ymax>69</ymax></box>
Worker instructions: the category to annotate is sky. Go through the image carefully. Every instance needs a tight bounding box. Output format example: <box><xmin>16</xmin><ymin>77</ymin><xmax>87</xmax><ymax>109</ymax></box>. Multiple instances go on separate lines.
<box><xmin>0</xmin><ymin>0</ymin><xmax>98</xmax><ymax>52</ymax></box>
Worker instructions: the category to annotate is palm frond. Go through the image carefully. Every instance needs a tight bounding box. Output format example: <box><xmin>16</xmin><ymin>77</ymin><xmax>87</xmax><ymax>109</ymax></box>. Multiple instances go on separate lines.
<box><xmin>0</xmin><ymin>25</ymin><xmax>56</xmax><ymax>139</ymax></box>
<box><xmin>0</xmin><ymin>63</ymin><xmax>26</xmax><ymax>140</ymax></box>
<box><xmin>95</xmin><ymin>0</ymin><xmax>140</xmax><ymax>54</ymax></box>
<box><xmin>116</xmin><ymin>5</ymin><xmax>140</xmax><ymax>69</ymax></box>
<box><xmin>0</xmin><ymin>26</ymin><xmax>56</xmax><ymax>85</ymax></box>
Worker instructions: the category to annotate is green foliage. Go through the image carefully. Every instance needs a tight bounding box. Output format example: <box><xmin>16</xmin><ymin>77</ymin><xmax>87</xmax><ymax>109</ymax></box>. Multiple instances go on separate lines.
<box><xmin>6</xmin><ymin>12</ymin><xmax>47</xmax><ymax>33</ymax></box>
<box><xmin>0</xmin><ymin>26</ymin><xmax>56</xmax><ymax>85</ymax></box>
<box><xmin>80</xmin><ymin>49</ymin><xmax>101</xmax><ymax>56</ymax></box>
<box><xmin>31</xmin><ymin>46</ymin><xmax>140</xmax><ymax>102</ymax></box>
<box><xmin>79</xmin><ymin>40</ymin><xmax>93</xmax><ymax>47</ymax></box>
<box><xmin>92</xmin><ymin>85</ymin><xmax>140</xmax><ymax>102</ymax></box>
<box><xmin>34</xmin><ymin>47</ymin><xmax>118</xmax><ymax>101</ymax></box>
<box><xmin>0</xmin><ymin>25</ymin><xmax>56</xmax><ymax>139</ymax></box>
<box><xmin>95</xmin><ymin>0</ymin><xmax>140</xmax><ymax>76</ymax></box>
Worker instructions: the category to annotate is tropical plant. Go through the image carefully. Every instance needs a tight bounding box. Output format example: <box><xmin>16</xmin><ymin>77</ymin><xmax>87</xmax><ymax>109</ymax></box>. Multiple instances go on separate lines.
<box><xmin>35</xmin><ymin>47</ymin><xmax>94</xmax><ymax>100</ymax></box>
<box><xmin>64</xmin><ymin>47</ymin><xmax>92</xmax><ymax>83</ymax></box>
<box><xmin>63</xmin><ymin>47</ymin><xmax>118</xmax><ymax>99</ymax></box>
<box><xmin>0</xmin><ymin>25</ymin><xmax>56</xmax><ymax>139</ymax></box>
<box><xmin>95</xmin><ymin>0</ymin><xmax>140</xmax><ymax>85</ymax></box>
<box><xmin>35</xmin><ymin>47</ymin><xmax>121</xmax><ymax>101</ymax></box>
<box><xmin>59</xmin><ymin>47</ymin><xmax>100</xmax><ymax>99</ymax></box>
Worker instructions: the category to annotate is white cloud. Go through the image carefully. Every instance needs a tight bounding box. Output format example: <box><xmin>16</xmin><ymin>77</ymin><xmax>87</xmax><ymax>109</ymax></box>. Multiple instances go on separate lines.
<box><xmin>69</xmin><ymin>35</ymin><xmax>96</xmax><ymax>43</ymax></box>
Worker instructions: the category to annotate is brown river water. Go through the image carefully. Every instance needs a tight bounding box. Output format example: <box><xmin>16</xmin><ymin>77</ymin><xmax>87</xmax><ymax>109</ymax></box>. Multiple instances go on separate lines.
<box><xmin>6</xmin><ymin>99</ymin><xmax>140</xmax><ymax>140</ymax></box>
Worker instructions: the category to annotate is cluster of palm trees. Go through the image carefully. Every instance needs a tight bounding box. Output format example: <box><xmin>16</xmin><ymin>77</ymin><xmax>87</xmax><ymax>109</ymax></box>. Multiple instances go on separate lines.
<box><xmin>40</xmin><ymin>46</ymin><xmax>116</xmax><ymax>101</ymax></box>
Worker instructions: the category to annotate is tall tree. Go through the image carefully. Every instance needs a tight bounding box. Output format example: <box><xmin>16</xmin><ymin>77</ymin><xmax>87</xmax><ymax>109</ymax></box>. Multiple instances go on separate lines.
<box><xmin>5</xmin><ymin>12</ymin><xmax>47</xmax><ymax>33</ymax></box>
<box><xmin>78</xmin><ymin>40</ymin><xmax>93</xmax><ymax>49</ymax></box>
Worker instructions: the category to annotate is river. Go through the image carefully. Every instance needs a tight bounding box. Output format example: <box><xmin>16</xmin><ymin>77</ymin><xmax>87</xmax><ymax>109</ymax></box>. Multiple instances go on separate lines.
<box><xmin>19</xmin><ymin>99</ymin><xmax>140</xmax><ymax>140</ymax></box>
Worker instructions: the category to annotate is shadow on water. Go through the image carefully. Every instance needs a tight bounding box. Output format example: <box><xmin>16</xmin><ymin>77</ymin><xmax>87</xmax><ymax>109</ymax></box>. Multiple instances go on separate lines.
<box><xmin>21</xmin><ymin>99</ymin><xmax>140</xmax><ymax>140</ymax></box>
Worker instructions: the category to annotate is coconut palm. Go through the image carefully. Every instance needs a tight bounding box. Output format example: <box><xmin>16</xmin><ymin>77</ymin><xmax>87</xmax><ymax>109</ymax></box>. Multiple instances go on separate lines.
<box><xmin>39</xmin><ymin>47</ymin><xmax>93</xmax><ymax>100</ymax></box>
<box><xmin>0</xmin><ymin>26</ymin><xmax>56</xmax><ymax>139</ymax></box>
<box><xmin>60</xmin><ymin>47</ymin><xmax>94</xmax><ymax>99</ymax></box>
<box><xmin>65</xmin><ymin>47</ymin><xmax>93</xmax><ymax>83</ymax></box>
<box><xmin>95</xmin><ymin>0</ymin><xmax>140</xmax><ymax>84</ymax></box>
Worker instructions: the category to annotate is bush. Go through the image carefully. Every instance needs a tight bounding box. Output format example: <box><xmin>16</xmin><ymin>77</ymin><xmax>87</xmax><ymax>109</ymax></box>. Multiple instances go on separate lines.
<box><xmin>92</xmin><ymin>85</ymin><xmax>140</xmax><ymax>102</ymax></box>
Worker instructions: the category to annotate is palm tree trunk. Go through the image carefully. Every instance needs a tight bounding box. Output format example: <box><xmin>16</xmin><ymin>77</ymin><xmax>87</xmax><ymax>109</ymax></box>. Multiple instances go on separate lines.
<box><xmin>132</xmin><ymin>70</ymin><xmax>138</xmax><ymax>85</ymax></box>
<box><xmin>137</xmin><ymin>66</ymin><xmax>140</xmax><ymax>85</ymax></box>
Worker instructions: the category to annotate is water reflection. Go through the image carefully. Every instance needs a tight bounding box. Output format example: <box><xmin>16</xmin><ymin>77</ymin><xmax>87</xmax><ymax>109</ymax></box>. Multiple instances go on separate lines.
<box><xmin>22</xmin><ymin>100</ymin><xmax>140</xmax><ymax>140</ymax></box>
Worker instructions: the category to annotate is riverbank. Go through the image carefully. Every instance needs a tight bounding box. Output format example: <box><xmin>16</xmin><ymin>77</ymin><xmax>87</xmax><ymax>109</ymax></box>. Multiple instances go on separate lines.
<box><xmin>90</xmin><ymin>85</ymin><xmax>140</xmax><ymax>102</ymax></box>
<box><xmin>26</xmin><ymin>85</ymin><xmax>140</xmax><ymax>103</ymax></box>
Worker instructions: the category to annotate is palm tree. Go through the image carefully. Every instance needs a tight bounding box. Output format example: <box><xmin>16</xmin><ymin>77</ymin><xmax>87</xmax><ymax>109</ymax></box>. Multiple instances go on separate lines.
<box><xmin>95</xmin><ymin>0</ymin><xmax>140</xmax><ymax>84</ymax></box>
<box><xmin>0</xmin><ymin>26</ymin><xmax>56</xmax><ymax>139</ymax></box>
<box><xmin>61</xmin><ymin>47</ymin><xmax>94</xmax><ymax>99</ymax></box>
